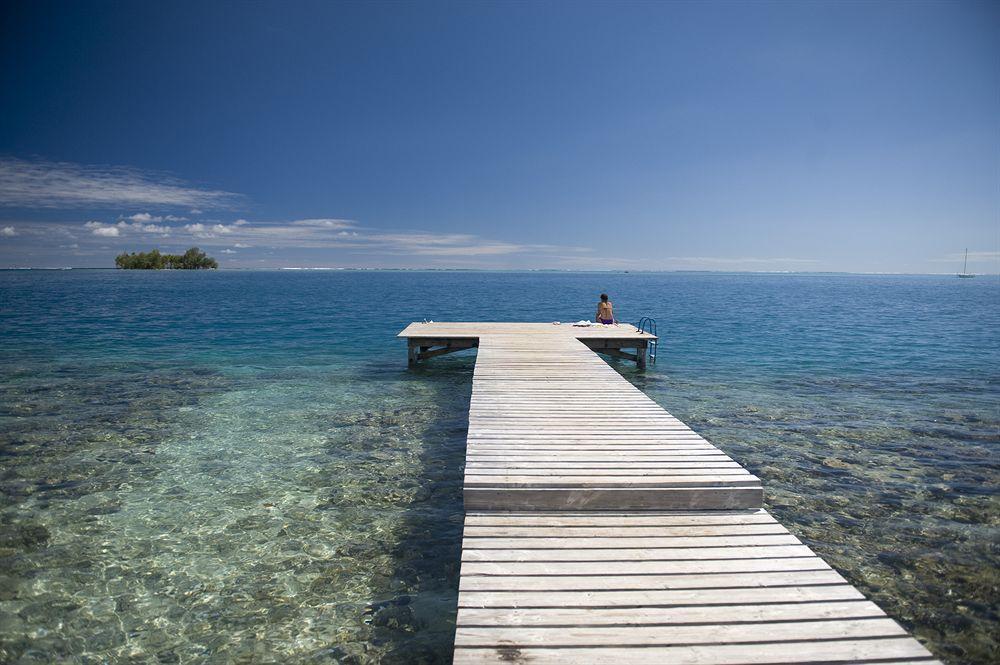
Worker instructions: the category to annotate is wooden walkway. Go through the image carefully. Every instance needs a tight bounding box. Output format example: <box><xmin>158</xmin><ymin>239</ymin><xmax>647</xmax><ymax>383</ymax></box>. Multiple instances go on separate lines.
<box><xmin>398</xmin><ymin>323</ymin><xmax>939</xmax><ymax>664</ymax></box>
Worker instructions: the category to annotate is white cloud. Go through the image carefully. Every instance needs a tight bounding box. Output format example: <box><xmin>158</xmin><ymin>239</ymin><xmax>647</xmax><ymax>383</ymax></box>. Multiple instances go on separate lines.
<box><xmin>1</xmin><ymin>226</ymin><xmax>16</xmax><ymax>237</ymax></box>
<box><xmin>126</xmin><ymin>212</ymin><xmax>187</xmax><ymax>223</ymax></box>
<box><xmin>85</xmin><ymin>220</ymin><xmax>170</xmax><ymax>236</ymax></box>
<box><xmin>85</xmin><ymin>222</ymin><xmax>120</xmax><ymax>237</ymax></box>
<box><xmin>132</xmin><ymin>223</ymin><xmax>170</xmax><ymax>233</ymax></box>
<box><xmin>155</xmin><ymin>217</ymin><xmax>586</xmax><ymax>259</ymax></box>
<box><xmin>184</xmin><ymin>222</ymin><xmax>240</xmax><ymax>238</ymax></box>
<box><xmin>119</xmin><ymin>220</ymin><xmax>170</xmax><ymax>234</ymax></box>
<box><xmin>28</xmin><ymin>215</ymin><xmax>591</xmax><ymax>267</ymax></box>
<box><xmin>0</xmin><ymin>157</ymin><xmax>240</xmax><ymax>209</ymax></box>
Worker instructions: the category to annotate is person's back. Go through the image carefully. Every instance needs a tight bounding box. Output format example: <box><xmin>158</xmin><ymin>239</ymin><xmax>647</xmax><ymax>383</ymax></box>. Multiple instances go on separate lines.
<box><xmin>596</xmin><ymin>293</ymin><xmax>614</xmax><ymax>324</ymax></box>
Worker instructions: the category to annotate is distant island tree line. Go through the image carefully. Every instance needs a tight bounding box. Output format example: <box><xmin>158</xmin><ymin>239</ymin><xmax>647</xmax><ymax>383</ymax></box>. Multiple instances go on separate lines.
<box><xmin>115</xmin><ymin>247</ymin><xmax>218</xmax><ymax>269</ymax></box>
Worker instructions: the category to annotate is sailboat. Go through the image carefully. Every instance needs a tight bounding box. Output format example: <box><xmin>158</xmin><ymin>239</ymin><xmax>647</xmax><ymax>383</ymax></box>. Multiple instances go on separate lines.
<box><xmin>957</xmin><ymin>248</ymin><xmax>975</xmax><ymax>278</ymax></box>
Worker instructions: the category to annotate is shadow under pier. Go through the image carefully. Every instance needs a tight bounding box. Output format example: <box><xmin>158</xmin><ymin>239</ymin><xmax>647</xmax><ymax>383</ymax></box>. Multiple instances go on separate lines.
<box><xmin>363</xmin><ymin>354</ymin><xmax>475</xmax><ymax>664</ymax></box>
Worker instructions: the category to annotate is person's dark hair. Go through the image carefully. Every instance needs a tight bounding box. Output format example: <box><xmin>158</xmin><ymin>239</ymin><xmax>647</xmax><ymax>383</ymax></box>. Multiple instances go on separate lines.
<box><xmin>600</xmin><ymin>293</ymin><xmax>608</xmax><ymax>301</ymax></box>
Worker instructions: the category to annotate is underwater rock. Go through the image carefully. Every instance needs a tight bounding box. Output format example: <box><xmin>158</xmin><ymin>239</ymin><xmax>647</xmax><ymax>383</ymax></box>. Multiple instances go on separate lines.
<box><xmin>309</xmin><ymin>645</ymin><xmax>361</xmax><ymax>664</ymax></box>
<box><xmin>380</xmin><ymin>642</ymin><xmax>444</xmax><ymax>664</ymax></box>
<box><xmin>0</xmin><ymin>575</ymin><xmax>19</xmax><ymax>601</ymax></box>
<box><xmin>0</xmin><ymin>522</ymin><xmax>50</xmax><ymax>550</ymax></box>
<box><xmin>378</xmin><ymin>595</ymin><xmax>411</xmax><ymax>609</ymax></box>
<box><xmin>370</xmin><ymin>604</ymin><xmax>415</xmax><ymax>631</ymax></box>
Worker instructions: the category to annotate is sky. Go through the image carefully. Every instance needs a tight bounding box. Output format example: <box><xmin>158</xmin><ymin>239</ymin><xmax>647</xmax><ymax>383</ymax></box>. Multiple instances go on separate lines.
<box><xmin>0</xmin><ymin>0</ymin><xmax>997</xmax><ymax>272</ymax></box>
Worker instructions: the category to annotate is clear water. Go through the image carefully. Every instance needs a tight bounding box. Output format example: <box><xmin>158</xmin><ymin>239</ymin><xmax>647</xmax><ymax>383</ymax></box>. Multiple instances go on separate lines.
<box><xmin>0</xmin><ymin>270</ymin><xmax>997</xmax><ymax>664</ymax></box>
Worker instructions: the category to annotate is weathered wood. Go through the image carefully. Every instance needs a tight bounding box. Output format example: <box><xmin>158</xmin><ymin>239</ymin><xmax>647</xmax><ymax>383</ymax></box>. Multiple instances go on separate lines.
<box><xmin>418</xmin><ymin>344</ymin><xmax>474</xmax><ymax>361</ymax></box>
<box><xmin>593</xmin><ymin>347</ymin><xmax>639</xmax><ymax>362</ymax></box>
<box><xmin>459</xmin><ymin>557</ymin><xmax>831</xmax><ymax>576</ymax></box>
<box><xmin>454</xmin><ymin>510</ymin><xmax>939</xmax><ymax>663</ymax></box>
<box><xmin>458</xmin><ymin>569</ymin><xmax>848</xmax><ymax>591</ymax></box>
<box><xmin>455</xmin><ymin>600</ymin><xmax>884</xmax><ymax>626</ymax></box>
<box><xmin>397</xmin><ymin>323</ymin><xmax>938</xmax><ymax>664</ymax></box>
<box><xmin>464</xmin><ymin>509</ymin><xmax>778</xmax><ymax>526</ymax></box>
<box><xmin>462</xmin><ymin>522</ymin><xmax>791</xmax><ymax>537</ymax></box>
<box><xmin>400</xmin><ymin>321</ymin><xmax>654</xmax><ymax>369</ymax></box>
<box><xmin>406</xmin><ymin>336</ymin><xmax>478</xmax><ymax>364</ymax></box>
<box><xmin>462</xmin><ymin>543</ymin><xmax>817</xmax><ymax>562</ymax></box>
<box><xmin>454</xmin><ymin>617</ymin><xmax>907</xmax><ymax>646</ymax></box>
<box><xmin>445</xmin><ymin>330</ymin><xmax>765</xmax><ymax>510</ymax></box>
<box><xmin>453</xmin><ymin>640</ymin><xmax>937</xmax><ymax>665</ymax></box>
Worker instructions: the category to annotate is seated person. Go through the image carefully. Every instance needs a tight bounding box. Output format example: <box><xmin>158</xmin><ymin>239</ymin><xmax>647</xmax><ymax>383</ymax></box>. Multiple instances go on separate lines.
<box><xmin>595</xmin><ymin>293</ymin><xmax>615</xmax><ymax>324</ymax></box>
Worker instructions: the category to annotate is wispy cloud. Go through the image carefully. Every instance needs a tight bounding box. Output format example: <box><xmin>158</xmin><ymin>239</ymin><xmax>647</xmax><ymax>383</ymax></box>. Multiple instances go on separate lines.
<box><xmin>183</xmin><ymin>220</ymin><xmax>248</xmax><ymax>238</ymax></box>
<box><xmin>290</xmin><ymin>218</ymin><xmax>355</xmax><ymax>230</ymax></box>
<box><xmin>207</xmin><ymin>222</ymin><xmax>582</xmax><ymax>257</ymax></box>
<box><xmin>366</xmin><ymin>233</ymin><xmax>564</xmax><ymax>257</ymax></box>
<box><xmin>1</xmin><ymin>226</ymin><xmax>16</xmax><ymax>237</ymax></box>
<box><xmin>662</xmin><ymin>256</ymin><xmax>821</xmax><ymax>266</ymax></box>
<box><xmin>85</xmin><ymin>220</ymin><xmax>171</xmax><ymax>236</ymax></box>
<box><xmin>929</xmin><ymin>250</ymin><xmax>1000</xmax><ymax>263</ymax></box>
<box><xmin>10</xmin><ymin>214</ymin><xmax>594</xmax><ymax>267</ymax></box>
<box><xmin>0</xmin><ymin>158</ymin><xmax>240</xmax><ymax>209</ymax></box>
<box><xmin>125</xmin><ymin>212</ymin><xmax>188</xmax><ymax>223</ymax></box>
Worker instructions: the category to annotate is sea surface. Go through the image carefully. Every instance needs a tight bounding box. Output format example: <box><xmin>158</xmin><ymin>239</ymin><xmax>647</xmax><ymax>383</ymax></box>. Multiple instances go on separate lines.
<box><xmin>0</xmin><ymin>270</ymin><xmax>997</xmax><ymax>664</ymax></box>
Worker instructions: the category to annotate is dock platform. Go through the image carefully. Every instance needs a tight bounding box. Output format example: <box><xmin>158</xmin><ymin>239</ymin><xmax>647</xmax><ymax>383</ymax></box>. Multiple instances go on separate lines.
<box><xmin>398</xmin><ymin>322</ymin><xmax>938</xmax><ymax>664</ymax></box>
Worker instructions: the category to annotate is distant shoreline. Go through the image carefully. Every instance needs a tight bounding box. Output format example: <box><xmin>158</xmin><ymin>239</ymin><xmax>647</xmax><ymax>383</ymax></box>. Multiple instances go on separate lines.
<box><xmin>1</xmin><ymin>267</ymin><xmax>997</xmax><ymax>277</ymax></box>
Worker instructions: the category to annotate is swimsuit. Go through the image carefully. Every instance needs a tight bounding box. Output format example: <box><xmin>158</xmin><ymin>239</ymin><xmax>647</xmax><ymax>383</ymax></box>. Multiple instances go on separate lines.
<box><xmin>599</xmin><ymin>318</ymin><xmax>614</xmax><ymax>325</ymax></box>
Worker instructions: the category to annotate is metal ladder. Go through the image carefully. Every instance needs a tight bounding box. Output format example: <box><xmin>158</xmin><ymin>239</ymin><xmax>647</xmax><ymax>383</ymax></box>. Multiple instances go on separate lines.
<box><xmin>635</xmin><ymin>316</ymin><xmax>658</xmax><ymax>364</ymax></box>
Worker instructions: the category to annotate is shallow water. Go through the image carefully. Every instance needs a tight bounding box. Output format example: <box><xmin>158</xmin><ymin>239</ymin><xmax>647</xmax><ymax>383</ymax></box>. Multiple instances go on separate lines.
<box><xmin>0</xmin><ymin>270</ymin><xmax>997</xmax><ymax>664</ymax></box>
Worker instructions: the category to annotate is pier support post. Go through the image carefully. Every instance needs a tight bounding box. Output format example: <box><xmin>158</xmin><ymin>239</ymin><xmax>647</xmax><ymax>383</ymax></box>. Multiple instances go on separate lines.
<box><xmin>406</xmin><ymin>337</ymin><xmax>479</xmax><ymax>366</ymax></box>
<box><xmin>636</xmin><ymin>341</ymin><xmax>648</xmax><ymax>370</ymax></box>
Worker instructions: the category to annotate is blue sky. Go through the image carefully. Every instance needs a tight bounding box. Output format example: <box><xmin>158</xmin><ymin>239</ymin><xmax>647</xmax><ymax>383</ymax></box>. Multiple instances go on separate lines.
<box><xmin>0</xmin><ymin>0</ymin><xmax>996</xmax><ymax>271</ymax></box>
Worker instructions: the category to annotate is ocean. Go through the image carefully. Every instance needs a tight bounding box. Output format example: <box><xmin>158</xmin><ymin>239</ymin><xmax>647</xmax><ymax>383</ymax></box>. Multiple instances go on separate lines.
<box><xmin>0</xmin><ymin>270</ymin><xmax>997</xmax><ymax>664</ymax></box>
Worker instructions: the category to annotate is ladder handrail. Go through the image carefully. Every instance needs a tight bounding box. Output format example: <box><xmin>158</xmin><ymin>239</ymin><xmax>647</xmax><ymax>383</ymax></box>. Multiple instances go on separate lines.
<box><xmin>634</xmin><ymin>317</ymin><xmax>658</xmax><ymax>364</ymax></box>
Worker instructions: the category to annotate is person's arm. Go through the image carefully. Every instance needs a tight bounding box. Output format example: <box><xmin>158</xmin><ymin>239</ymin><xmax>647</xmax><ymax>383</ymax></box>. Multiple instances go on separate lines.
<box><xmin>595</xmin><ymin>304</ymin><xmax>601</xmax><ymax>322</ymax></box>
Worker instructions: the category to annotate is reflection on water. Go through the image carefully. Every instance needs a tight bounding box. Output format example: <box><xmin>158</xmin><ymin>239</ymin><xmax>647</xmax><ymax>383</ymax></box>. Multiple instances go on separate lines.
<box><xmin>0</xmin><ymin>271</ymin><xmax>997</xmax><ymax>664</ymax></box>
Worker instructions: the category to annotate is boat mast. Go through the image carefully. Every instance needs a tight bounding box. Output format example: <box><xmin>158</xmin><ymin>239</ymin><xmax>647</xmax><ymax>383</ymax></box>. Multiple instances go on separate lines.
<box><xmin>963</xmin><ymin>248</ymin><xmax>968</xmax><ymax>274</ymax></box>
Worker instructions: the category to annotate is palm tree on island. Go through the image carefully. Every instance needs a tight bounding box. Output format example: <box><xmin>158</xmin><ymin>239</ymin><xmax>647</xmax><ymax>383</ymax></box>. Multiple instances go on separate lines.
<box><xmin>115</xmin><ymin>247</ymin><xmax>218</xmax><ymax>269</ymax></box>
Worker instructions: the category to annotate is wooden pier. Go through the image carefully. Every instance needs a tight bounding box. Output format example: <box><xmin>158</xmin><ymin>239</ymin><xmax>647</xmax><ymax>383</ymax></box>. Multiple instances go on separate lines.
<box><xmin>399</xmin><ymin>322</ymin><xmax>938</xmax><ymax>664</ymax></box>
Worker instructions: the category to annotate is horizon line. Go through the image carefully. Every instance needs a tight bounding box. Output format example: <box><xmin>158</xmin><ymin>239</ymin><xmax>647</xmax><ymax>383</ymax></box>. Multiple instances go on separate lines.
<box><xmin>2</xmin><ymin>267</ymin><xmax>998</xmax><ymax>277</ymax></box>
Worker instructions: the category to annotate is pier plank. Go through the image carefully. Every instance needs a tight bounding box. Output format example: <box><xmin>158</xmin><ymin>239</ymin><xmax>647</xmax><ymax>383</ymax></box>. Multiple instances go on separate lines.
<box><xmin>453</xmin><ymin>639</ymin><xmax>937</xmax><ymax>665</ymax></box>
<box><xmin>399</xmin><ymin>323</ymin><xmax>939</xmax><ymax>664</ymax></box>
<box><xmin>454</xmin><ymin>510</ymin><xmax>938</xmax><ymax>664</ymax></box>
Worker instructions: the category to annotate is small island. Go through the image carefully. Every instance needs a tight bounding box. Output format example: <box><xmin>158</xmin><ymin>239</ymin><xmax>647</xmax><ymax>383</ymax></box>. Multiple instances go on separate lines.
<box><xmin>115</xmin><ymin>247</ymin><xmax>218</xmax><ymax>269</ymax></box>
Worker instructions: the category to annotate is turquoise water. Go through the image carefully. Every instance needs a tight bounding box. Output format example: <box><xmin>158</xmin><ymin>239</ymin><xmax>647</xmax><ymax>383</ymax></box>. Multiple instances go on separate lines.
<box><xmin>0</xmin><ymin>270</ymin><xmax>997</xmax><ymax>664</ymax></box>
